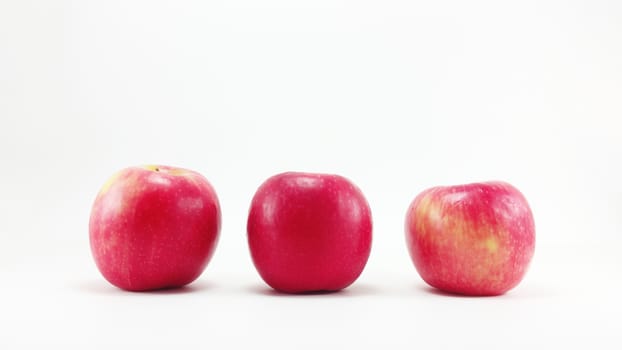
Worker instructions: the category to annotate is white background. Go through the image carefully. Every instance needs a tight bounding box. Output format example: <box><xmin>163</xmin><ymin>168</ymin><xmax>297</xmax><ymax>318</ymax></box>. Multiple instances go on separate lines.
<box><xmin>1</xmin><ymin>0</ymin><xmax>621</xmax><ymax>348</ymax></box>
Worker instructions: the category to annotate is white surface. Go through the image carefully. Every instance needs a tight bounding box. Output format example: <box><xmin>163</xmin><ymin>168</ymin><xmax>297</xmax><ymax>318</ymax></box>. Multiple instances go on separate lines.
<box><xmin>1</xmin><ymin>0</ymin><xmax>621</xmax><ymax>348</ymax></box>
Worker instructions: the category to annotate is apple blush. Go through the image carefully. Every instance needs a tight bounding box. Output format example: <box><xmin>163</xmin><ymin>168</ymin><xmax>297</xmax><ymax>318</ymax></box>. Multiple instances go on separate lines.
<box><xmin>405</xmin><ymin>181</ymin><xmax>535</xmax><ymax>296</ymax></box>
<box><xmin>247</xmin><ymin>172</ymin><xmax>373</xmax><ymax>293</ymax></box>
<box><xmin>89</xmin><ymin>165</ymin><xmax>221</xmax><ymax>291</ymax></box>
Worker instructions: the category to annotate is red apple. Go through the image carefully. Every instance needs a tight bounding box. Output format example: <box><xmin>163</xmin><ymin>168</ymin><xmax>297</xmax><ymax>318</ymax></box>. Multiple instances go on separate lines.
<box><xmin>247</xmin><ymin>172</ymin><xmax>372</xmax><ymax>293</ymax></box>
<box><xmin>405</xmin><ymin>181</ymin><xmax>535</xmax><ymax>296</ymax></box>
<box><xmin>89</xmin><ymin>165</ymin><xmax>221</xmax><ymax>291</ymax></box>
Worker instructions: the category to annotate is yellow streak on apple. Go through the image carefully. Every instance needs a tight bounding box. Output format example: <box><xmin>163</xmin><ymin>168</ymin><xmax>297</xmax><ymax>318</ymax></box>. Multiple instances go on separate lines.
<box><xmin>142</xmin><ymin>165</ymin><xmax>160</xmax><ymax>172</ymax></box>
<box><xmin>415</xmin><ymin>194</ymin><xmax>434</xmax><ymax>236</ymax></box>
<box><xmin>415</xmin><ymin>193</ymin><xmax>513</xmax><ymax>290</ymax></box>
<box><xmin>142</xmin><ymin>165</ymin><xmax>192</xmax><ymax>177</ymax></box>
<box><xmin>447</xmin><ymin>215</ymin><xmax>508</xmax><ymax>286</ymax></box>
<box><xmin>484</xmin><ymin>237</ymin><xmax>499</xmax><ymax>253</ymax></box>
<box><xmin>98</xmin><ymin>171</ymin><xmax>122</xmax><ymax>196</ymax></box>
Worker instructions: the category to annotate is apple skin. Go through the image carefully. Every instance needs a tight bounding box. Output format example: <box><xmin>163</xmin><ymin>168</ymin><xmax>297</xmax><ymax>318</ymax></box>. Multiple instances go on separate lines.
<box><xmin>89</xmin><ymin>165</ymin><xmax>221</xmax><ymax>291</ymax></box>
<box><xmin>247</xmin><ymin>172</ymin><xmax>372</xmax><ymax>293</ymax></box>
<box><xmin>405</xmin><ymin>182</ymin><xmax>535</xmax><ymax>296</ymax></box>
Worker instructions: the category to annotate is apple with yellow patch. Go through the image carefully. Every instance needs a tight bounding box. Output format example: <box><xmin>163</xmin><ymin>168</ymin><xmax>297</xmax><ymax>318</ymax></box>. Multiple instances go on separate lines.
<box><xmin>89</xmin><ymin>165</ymin><xmax>221</xmax><ymax>291</ymax></box>
<box><xmin>405</xmin><ymin>182</ymin><xmax>535</xmax><ymax>296</ymax></box>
